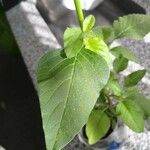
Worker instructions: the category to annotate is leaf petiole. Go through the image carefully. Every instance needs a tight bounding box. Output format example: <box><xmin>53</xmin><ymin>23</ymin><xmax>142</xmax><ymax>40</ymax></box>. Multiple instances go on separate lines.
<box><xmin>74</xmin><ymin>0</ymin><xmax>84</xmax><ymax>30</ymax></box>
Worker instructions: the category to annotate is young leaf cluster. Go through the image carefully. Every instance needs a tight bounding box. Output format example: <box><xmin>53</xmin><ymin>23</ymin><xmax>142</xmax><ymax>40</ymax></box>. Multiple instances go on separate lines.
<box><xmin>36</xmin><ymin>4</ymin><xmax>150</xmax><ymax>150</ymax></box>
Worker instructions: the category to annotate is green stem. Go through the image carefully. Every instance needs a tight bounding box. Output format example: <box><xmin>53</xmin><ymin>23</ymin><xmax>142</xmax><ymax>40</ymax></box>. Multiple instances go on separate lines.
<box><xmin>74</xmin><ymin>0</ymin><xmax>84</xmax><ymax>30</ymax></box>
<box><xmin>109</xmin><ymin>95</ymin><xmax>121</xmax><ymax>101</ymax></box>
<box><xmin>107</xmin><ymin>96</ymin><xmax>113</xmax><ymax>106</ymax></box>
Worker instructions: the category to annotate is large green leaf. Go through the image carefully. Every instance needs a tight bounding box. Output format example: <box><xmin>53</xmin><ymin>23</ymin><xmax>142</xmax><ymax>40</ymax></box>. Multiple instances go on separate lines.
<box><xmin>37</xmin><ymin>48</ymin><xmax>110</xmax><ymax>150</ymax></box>
<box><xmin>116</xmin><ymin>100</ymin><xmax>144</xmax><ymax>132</ymax></box>
<box><xmin>86</xmin><ymin>108</ymin><xmax>110</xmax><ymax>145</ymax></box>
<box><xmin>124</xmin><ymin>69</ymin><xmax>146</xmax><ymax>87</ymax></box>
<box><xmin>64</xmin><ymin>27</ymin><xmax>83</xmax><ymax>58</ymax></box>
<box><xmin>110</xmin><ymin>46</ymin><xmax>138</xmax><ymax>62</ymax></box>
<box><xmin>113</xmin><ymin>14</ymin><xmax>150</xmax><ymax>39</ymax></box>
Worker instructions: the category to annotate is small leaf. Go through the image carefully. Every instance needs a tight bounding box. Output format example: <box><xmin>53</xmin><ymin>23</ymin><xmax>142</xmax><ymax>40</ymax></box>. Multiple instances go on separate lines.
<box><xmin>107</xmin><ymin>79</ymin><xmax>122</xmax><ymax>96</ymax></box>
<box><xmin>37</xmin><ymin>48</ymin><xmax>110</xmax><ymax>150</ymax></box>
<box><xmin>83</xmin><ymin>27</ymin><xmax>108</xmax><ymax>55</ymax></box>
<box><xmin>86</xmin><ymin>26</ymin><xmax>112</xmax><ymax>41</ymax></box>
<box><xmin>124</xmin><ymin>87</ymin><xmax>150</xmax><ymax>118</ymax></box>
<box><xmin>86</xmin><ymin>108</ymin><xmax>110</xmax><ymax>145</ymax></box>
<box><xmin>113</xmin><ymin>55</ymin><xmax>128</xmax><ymax>73</ymax></box>
<box><xmin>64</xmin><ymin>27</ymin><xmax>83</xmax><ymax>58</ymax></box>
<box><xmin>113</xmin><ymin>14</ymin><xmax>150</xmax><ymax>39</ymax></box>
<box><xmin>116</xmin><ymin>100</ymin><xmax>144</xmax><ymax>132</ymax></box>
<box><xmin>83</xmin><ymin>15</ymin><xmax>95</xmax><ymax>32</ymax></box>
<box><xmin>101</xmin><ymin>26</ymin><xmax>113</xmax><ymax>41</ymax></box>
<box><xmin>110</xmin><ymin>46</ymin><xmax>138</xmax><ymax>62</ymax></box>
<box><xmin>124</xmin><ymin>69</ymin><xmax>146</xmax><ymax>87</ymax></box>
<box><xmin>83</xmin><ymin>35</ymin><xmax>112</xmax><ymax>67</ymax></box>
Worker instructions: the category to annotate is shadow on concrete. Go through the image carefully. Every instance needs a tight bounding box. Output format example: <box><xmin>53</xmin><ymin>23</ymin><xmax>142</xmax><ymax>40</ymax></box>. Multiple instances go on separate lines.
<box><xmin>0</xmin><ymin>52</ymin><xmax>46</xmax><ymax>150</ymax></box>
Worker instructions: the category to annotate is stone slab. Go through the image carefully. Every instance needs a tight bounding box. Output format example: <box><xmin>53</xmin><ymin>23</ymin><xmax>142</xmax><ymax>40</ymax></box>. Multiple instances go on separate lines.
<box><xmin>0</xmin><ymin>146</ymin><xmax>5</xmax><ymax>150</ymax></box>
<box><xmin>6</xmin><ymin>1</ymin><xmax>60</xmax><ymax>86</ymax></box>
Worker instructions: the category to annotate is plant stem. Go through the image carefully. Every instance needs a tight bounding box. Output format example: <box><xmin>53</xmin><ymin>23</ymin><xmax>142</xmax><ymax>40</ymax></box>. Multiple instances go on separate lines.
<box><xmin>74</xmin><ymin>0</ymin><xmax>84</xmax><ymax>30</ymax></box>
<box><xmin>106</xmin><ymin>95</ymin><xmax>113</xmax><ymax>106</ymax></box>
<box><xmin>109</xmin><ymin>95</ymin><xmax>121</xmax><ymax>101</ymax></box>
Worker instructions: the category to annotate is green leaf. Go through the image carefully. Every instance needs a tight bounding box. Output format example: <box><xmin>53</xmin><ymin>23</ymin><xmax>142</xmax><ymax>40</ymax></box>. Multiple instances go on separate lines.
<box><xmin>86</xmin><ymin>108</ymin><xmax>110</xmax><ymax>145</ymax></box>
<box><xmin>84</xmin><ymin>27</ymin><xmax>103</xmax><ymax>39</ymax></box>
<box><xmin>101</xmin><ymin>26</ymin><xmax>113</xmax><ymax>41</ymax></box>
<box><xmin>107</xmin><ymin>79</ymin><xmax>122</xmax><ymax>96</ymax></box>
<box><xmin>83</xmin><ymin>32</ymin><xmax>112</xmax><ymax>67</ymax></box>
<box><xmin>83</xmin><ymin>15</ymin><xmax>95</xmax><ymax>32</ymax></box>
<box><xmin>124</xmin><ymin>87</ymin><xmax>150</xmax><ymax>118</ymax></box>
<box><xmin>89</xmin><ymin>26</ymin><xmax>113</xmax><ymax>41</ymax></box>
<box><xmin>113</xmin><ymin>14</ymin><xmax>150</xmax><ymax>39</ymax></box>
<box><xmin>116</xmin><ymin>100</ymin><xmax>144</xmax><ymax>132</ymax></box>
<box><xmin>64</xmin><ymin>27</ymin><xmax>83</xmax><ymax>58</ymax></box>
<box><xmin>84</xmin><ymin>37</ymin><xmax>108</xmax><ymax>54</ymax></box>
<box><xmin>110</xmin><ymin>46</ymin><xmax>138</xmax><ymax>62</ymax></box>
<box><xmin>113</xmin><ymin>55</ymin><xmax>128</xmax><ymax>73</ymax></box>
<box><xmin>83</xmin><ymin>27</ymin><xmax>108</xmax><ymax>54</ymax></box>
<box><xmin>92</xmin><ymin>27</ymin><xmax>103</xmax><ymax>37</ymax></box>
<box><xmin>124</xmin><ymin>69</ymin><xmax>146</xmax><ymax>87</ymax></box>
<box><xmin>37</xmin><ymin>48</ymin><xmax>110</xmax><ymax>150</ymax></box>
<box><xmin>106</xmin><ymin>72</ymin><xmax>122</xmax><ymax>96</ymax></box>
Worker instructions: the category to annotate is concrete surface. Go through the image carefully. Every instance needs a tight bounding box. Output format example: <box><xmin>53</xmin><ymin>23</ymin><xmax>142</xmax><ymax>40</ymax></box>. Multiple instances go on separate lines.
<box><xmin>0</xmin><ymin>146</ymin><xmax>5</xmax><ymax>150</ymax></box>
<box><xmin>6</xmin><ymin>1</ymin><xmax>60</xmax><ymax>86</ymax></box>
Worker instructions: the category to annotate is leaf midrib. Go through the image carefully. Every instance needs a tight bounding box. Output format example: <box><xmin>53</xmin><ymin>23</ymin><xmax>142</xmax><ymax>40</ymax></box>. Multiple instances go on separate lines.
<box><xmin>121</xmin><ymin>102</ymin><xmax>140</xmax><ymax>130</ymax></box>
<box><xmin>114</xmin><ymin>15</ymin><xmax>145</xmax><ymax>38</ymax></box>
<box><xmin>53</xmin><ymin>56</ymin><xmax>77</xmax><ymax>149</ymax></box>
